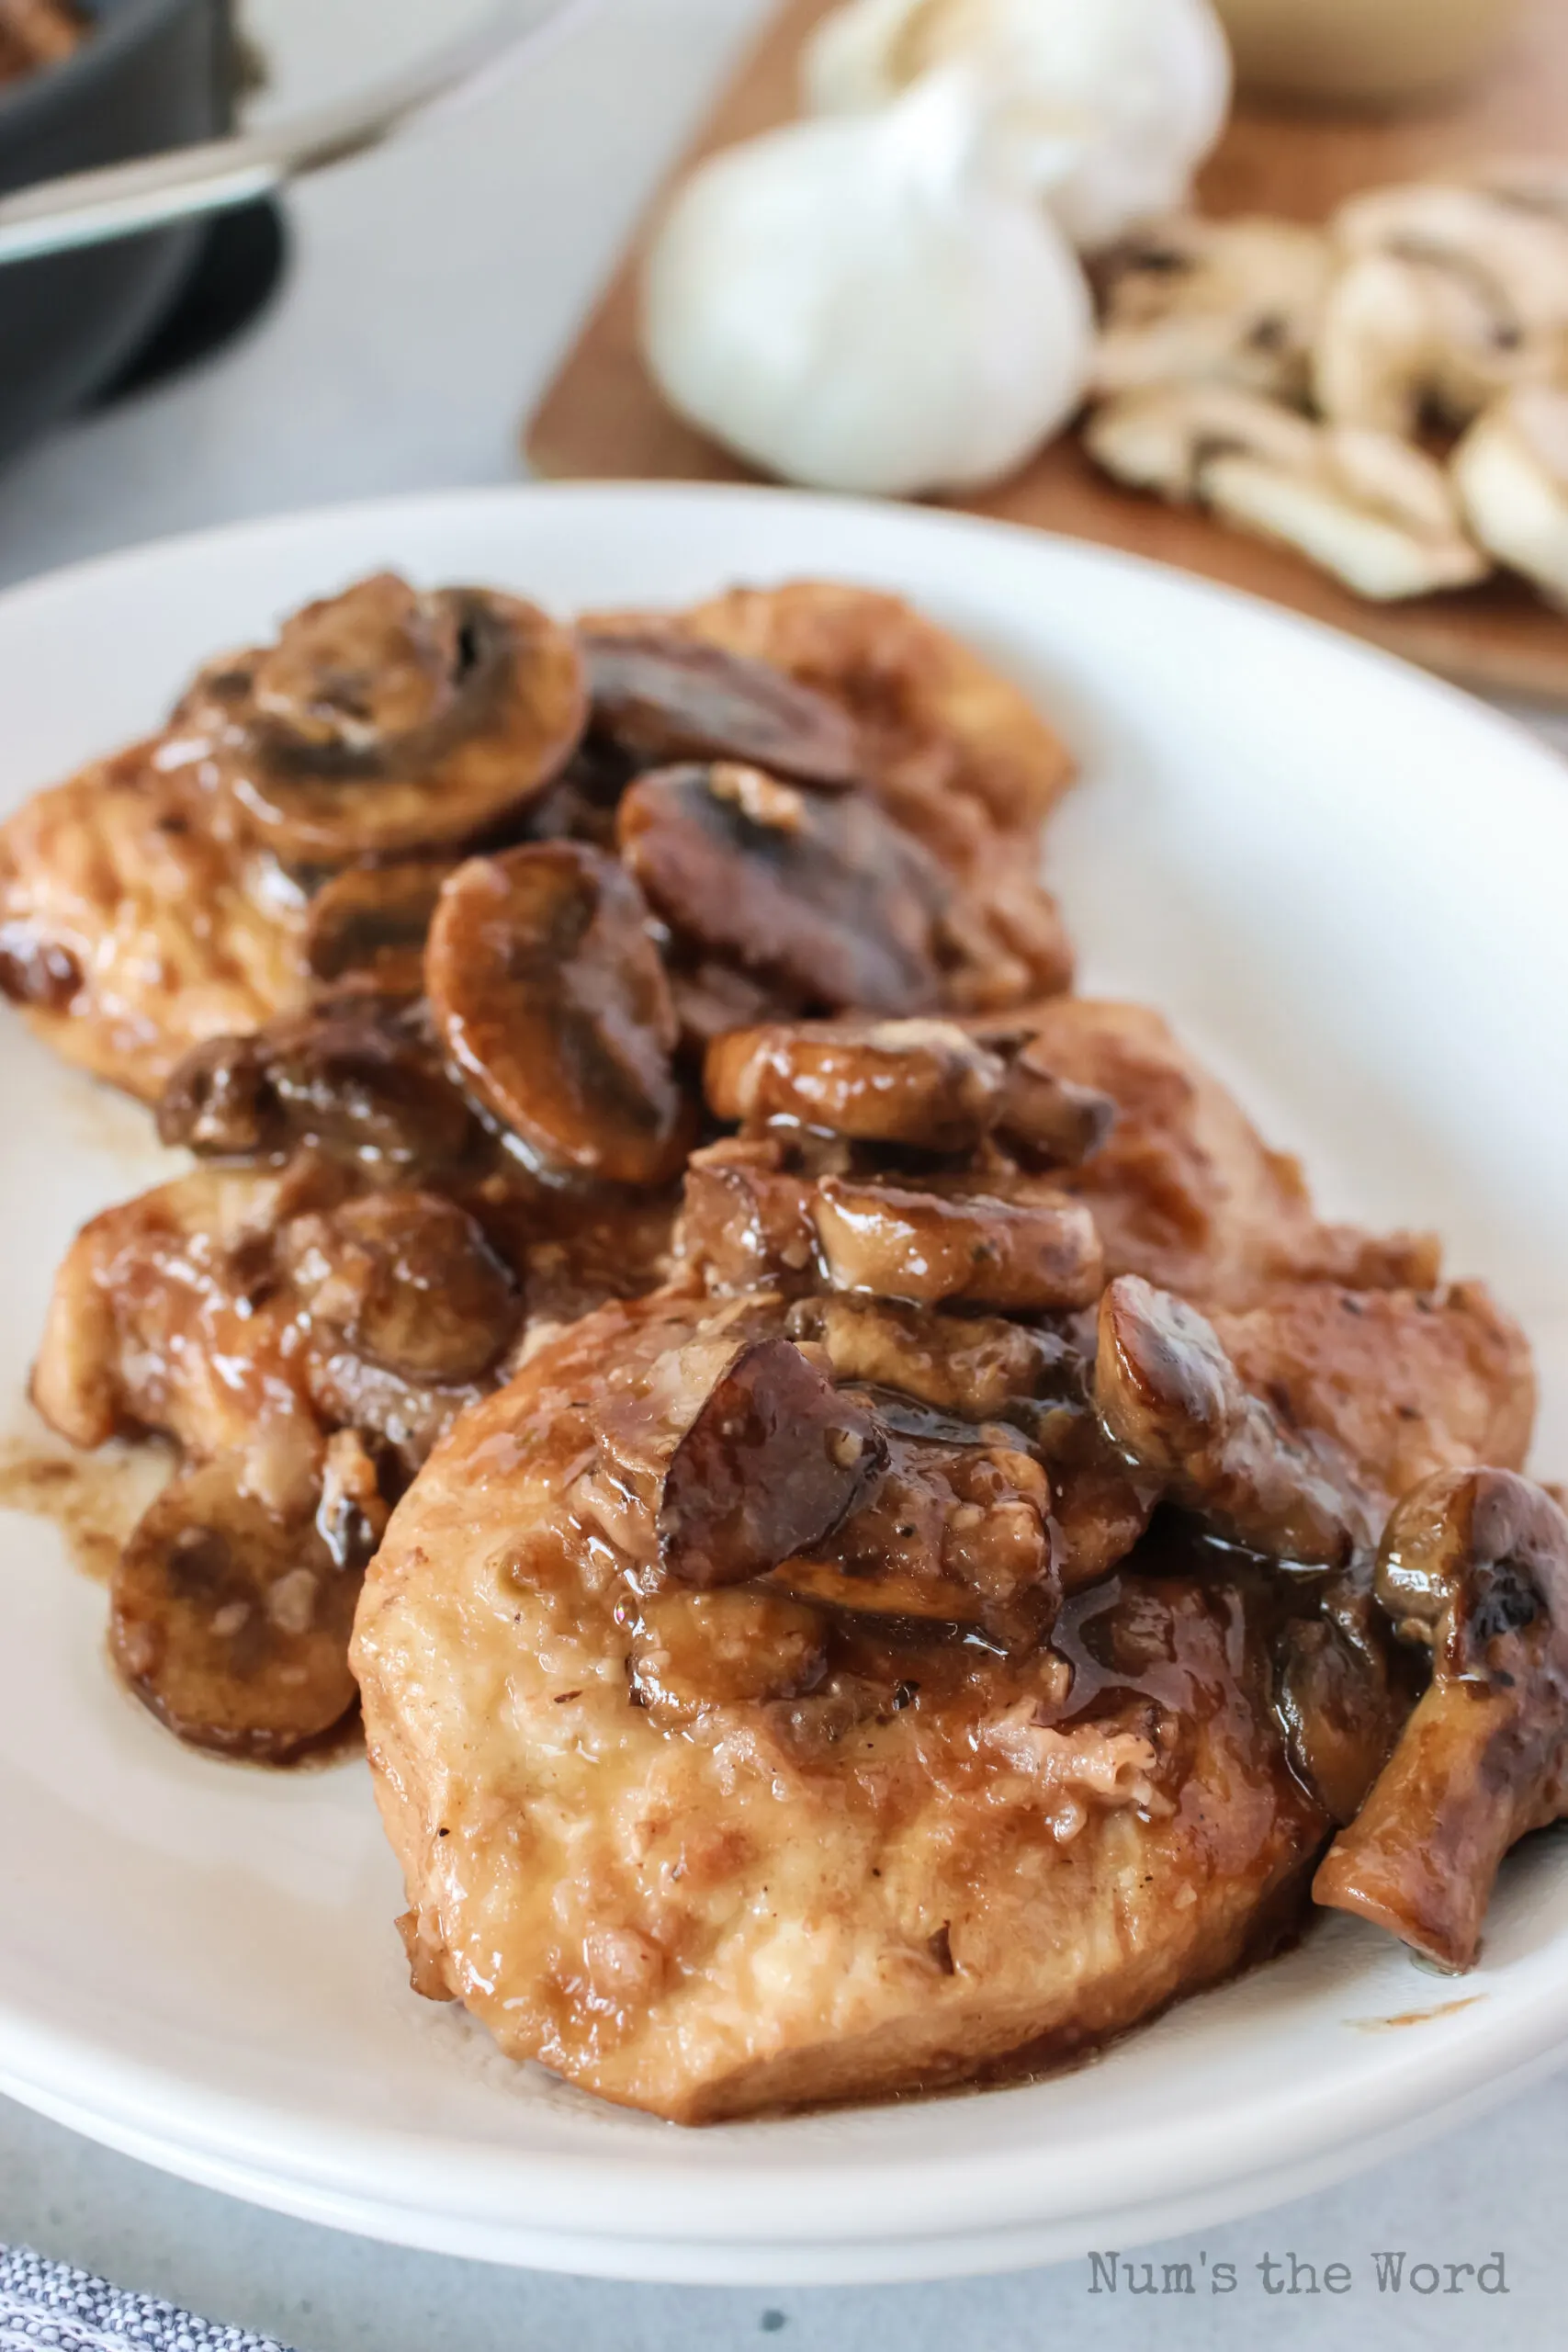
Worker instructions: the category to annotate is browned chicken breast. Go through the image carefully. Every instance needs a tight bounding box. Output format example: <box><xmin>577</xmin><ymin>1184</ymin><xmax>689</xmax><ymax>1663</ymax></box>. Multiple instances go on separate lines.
<box><xmin>354</xmin><ymin>989</ymin><xmax>1540</xmax><ymax>2114</ymax></box>
<box><xmin>980</xmin><ymin>999</ymin><xmax>1440</xmax><ymax>1306</ymax></box>
<box><xmin>0</xmin><ymin>744</ymin><xmax>304</xmax><ymax>1102</ymax></box>
<box><xmin>353</xmin><ymin>1290</ymin><xmax>1327</xmax><ymax>2122</ymax></box>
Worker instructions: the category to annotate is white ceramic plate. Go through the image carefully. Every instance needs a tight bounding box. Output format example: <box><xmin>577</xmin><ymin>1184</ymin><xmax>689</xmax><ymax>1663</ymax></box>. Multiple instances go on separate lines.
<box><xmin>2</xmin><ymin>485</ymin><xmax>1568</xmax><ymax>2287</ymax></box>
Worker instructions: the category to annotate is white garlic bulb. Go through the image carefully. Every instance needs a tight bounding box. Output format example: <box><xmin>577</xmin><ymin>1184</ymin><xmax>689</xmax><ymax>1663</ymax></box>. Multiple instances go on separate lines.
<box><xmin>641</xmin><ymin>73</ymin><xmax>1093</xmax><ymax>498</ymax></box>
<box><xmin>805</xmin><ymin>0</ymin><xmax>1233</xmax><ymax>252</ymax></box>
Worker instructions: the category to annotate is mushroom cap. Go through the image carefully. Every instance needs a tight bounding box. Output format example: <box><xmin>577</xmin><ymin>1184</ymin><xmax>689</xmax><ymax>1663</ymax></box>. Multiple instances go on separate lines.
<box><xmin>1094</xmin><ymin>1273</ymin><xmax>1372</xmax><ymax>1566</ymax></box>
<box><xmin>649</xmin><ymin>579</ymin><xmax>1077</xmax><ymax>842</ymax></box>
<box><xmin>1333</xmin><ymin>178</ymin><xmax>1568</xmax><ymax>343</ymax></box>
<box><xmin>156</xmin><ymin>996</ymin><xmax>476</xmax><ymax>1174</ymax></box>
<box><xmin>1086</xmin><ymin>381</ymin><xmax>1320</xmax><ymax>500</ymax></box>
<box><xmin>1206</xmin><ymin>428</ymin><xmax>1488</xmax><ymax>602</ymax></box>
<box><xmin>278</xmin><ymin>1190</ymin><xmax>519</xmax><ymax>1386</ymax></box>
<box><xmin>110</xmin><ymin>1462</ymin><xmax>365</xmax><ymax>1762</ymax></box>
<box><xmin>1452</xmin><ymin>385</ymin><xmax>1568</xmax><ymax>606</ymax></box>
<box><xmin>1314</xmin><ymin>1468</ymin><xmax>1568</xmax><ymax>1969</ymax></box>
<box><xmin>617</xmin><ymin>761</ymin><xmax>949</xmax><ymax>1015</ymax></box>
<box><xmin>658</xmin><ymin>1334</ymin><xmax>887</xmax><ymax>1589</ymax></box>
<box><xmin>195</xmin><ymin>575</ymin><xmax>588</xmax><ymax>864</ymax></box>
<box><xmin>1087</xmin><ymin>379</ymin><xmax>1488</xmax><ymax>601</ymax></box>
<box><xmin>1375</xmin><ymin>1464</ymin><xmax>1568</xmax><ymax>1669</ymax></box>
<box><xmin>1313</xmin><ymin>247</ymin><xmax>1543</xmax><ymax>438</ymax></box>
<box><xmin>303</xmin><ymin>858</ymin><xmax>457</xmax><ymax>997</ymax></box>
<box><xmin>811</xmin><ymin>1173</ymin><xmax>1104</xmax><ymax>1312</ymax></box>
<box><xmin>426</xmin><ymin>841</ymin><xmax>693</xmax><ymax>1187</ymax></box>
<box><xmin>581</xmin><ymin>627</ymin><xmax>863</xmax><ymax>786</ymax></box>
<box><xmin>1093</xmin><ymin>212</ymin><xmax>1334</xmax><ymax>401</ymax></box>
<box><xmin>704</xmin><ymin>1015</ymin><xmax>1007</xmax><ymax>1149</ymax></box>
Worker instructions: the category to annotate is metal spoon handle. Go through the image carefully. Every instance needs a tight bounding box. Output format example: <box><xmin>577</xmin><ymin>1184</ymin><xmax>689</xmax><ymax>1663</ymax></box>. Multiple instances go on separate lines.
<box><xmin>0</xmin><ymin>0</ymin><xmax>581</xmax><ymax>267</ymax></box>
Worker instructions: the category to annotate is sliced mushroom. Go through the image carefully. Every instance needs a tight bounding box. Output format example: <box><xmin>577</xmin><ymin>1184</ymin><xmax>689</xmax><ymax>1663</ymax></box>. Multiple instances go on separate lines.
<box><xmin>786</xmin><ymin>1293</ymin><xmax>1077</xmax><ymax>1421</ymax></box>
<box><xmin>1094</xmin><ymin>214</ymin><xmax>1335</xmax><ymax>403</ymax></box>
<box><xmin>110</xmin><ymin>1462</ymin><xmax>363</xmax><ymax>1760</ymax></box>
<box><xmin>581</xmin><ymin>628</ymin><xmax>862</xmax><ymax>785</ymax></box>
<box><xmin>705</xmin><ymin>1017</ymin><xmax>1007</xmax><ymax>1150</ymax></box>
<box><xmin>616</xmin><ymin>762</ymin><xmax>947</xmax><ymax>1016</ymax></box>
<box><xmin>663</xmin><ymin>580</ymin><xmax>1077</xmax><ymax>841</ymax></box>
<box><xmin>1087</xmin><ymin>384</ymin><xmax>1488</xmax><ymax>601</ymax></box>
<box><xmin>628</xmin><ymin>1586</ymin><xmax>829</xmax><ymax>1720</ymax></box>
<box><xmin>658</xmin><ymin>1336</ymin><xmax>886</xmax><ymax>1589</ymax></box>
<box><xmin>303</xmin><ymin>858</ymin><xmax>456</xmax><ymax>996</ymax></box>
<box><xmin>1095</xmin><ymin>1274</ymin><xmax>1372</xmax><ymax>1567</ymax></box>
<box><xmin>989</xmin><ymin>1032</ymin><xmax>1118</xmax><ymax>1168</ymax></box>
<box><xmin>1453</xmin><ymin>386</ymin><xmax>1568</xmax><ymax>607</ymax></box>
<box><xmin>810</xmin><ymin>1175</ymin><xmax>1104</xmax><ymax>1312</ymax></box>
<box><xmin>425</xmin><ymin>842</ymin><xmax>692</xmax><ymax>1186</ymax></box>
<box><xmin>1314</xmin><ymin>1470</ymin><xmax>1568</xmax><ymax>1970</ymax></box>
<box><xmin>190</xmin><ymin>574</ymin><xmax>586</xmax><ymax>864</ymax></box>
<box><xmin>279</xmin><ymin>1192</ymin><xmax>518</xmax><ymax>1385</ymax></box>
<box><xmin>1275</xmin><ymin>1583</ymin><xmax>1405</xmax><ymax>1826</ymax></box>
<box><xmin>676</xmin><ymin>1138</ymin><xmax>822</xmax><ymax>1295</ymax></box>
<box><xmin>1332</xmin><ymin>179</ymin><xmax>1568</xmax><ymax>378</ymax></box>
<box><xmin>157</xmin><ymin>996</ymin><xmax>476</xmax><ymax>1174</ymax></box>
<box><xmin>1088</xmin><ymin>379</ymin><xmax>1326</xmax><ymax>495</ymax></box>
<box><xmin>773</xmin><ymin>1426</ymin><xmax>1056</xmax><ymax>1651</ymax></box>
<box><xmin>1314</xmin><ymin>249</ymin><xmax>1533</xmax><ymax>440</ymax></box>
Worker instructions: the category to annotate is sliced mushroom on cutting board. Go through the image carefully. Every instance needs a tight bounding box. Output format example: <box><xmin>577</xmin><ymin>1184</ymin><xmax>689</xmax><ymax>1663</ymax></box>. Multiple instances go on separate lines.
<box><xmin>1086</xmin><ymin>383</ymin><xmax>1488</xmax><ymax>600</ymax></box>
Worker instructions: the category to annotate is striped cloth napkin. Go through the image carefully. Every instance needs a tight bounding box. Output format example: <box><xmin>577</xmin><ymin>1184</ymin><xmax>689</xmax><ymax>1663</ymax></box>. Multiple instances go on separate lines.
<box><xmin>0</xmin><ymin>2245</ymin><xmax>299</xmax><ymax>2352</ymax></box>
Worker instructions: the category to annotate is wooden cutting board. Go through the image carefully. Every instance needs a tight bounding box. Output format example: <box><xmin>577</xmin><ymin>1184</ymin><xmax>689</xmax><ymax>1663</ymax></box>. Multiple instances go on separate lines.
<box><xmin>525</xmin><ymin>0</ymin><xmax>1568</xmax><ymax>702</ymax></box>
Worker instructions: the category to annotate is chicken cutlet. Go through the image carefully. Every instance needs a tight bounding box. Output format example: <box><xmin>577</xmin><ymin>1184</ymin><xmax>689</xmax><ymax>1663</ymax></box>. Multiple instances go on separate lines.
<box><xmin>353</xmin><ymin>1289</ymin><xmax>1327</xmax><ymax>2122</ymax></box>
<box><xmin>0</xmin><ymin>742</ymin><xmax>304</xmax><ymax>1102</ymax></box>
<box><xmin>355</xmin><ymin>1006</ymin><xmax>1536</xmax><ymax>2118</ymax></box>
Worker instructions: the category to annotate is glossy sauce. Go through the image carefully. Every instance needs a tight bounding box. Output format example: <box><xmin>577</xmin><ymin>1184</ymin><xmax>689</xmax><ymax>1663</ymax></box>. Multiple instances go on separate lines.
<box><xmin>0</xmin><ymin>1427</ymin><xmax>174</xmax><ymax>1583</ymax></box>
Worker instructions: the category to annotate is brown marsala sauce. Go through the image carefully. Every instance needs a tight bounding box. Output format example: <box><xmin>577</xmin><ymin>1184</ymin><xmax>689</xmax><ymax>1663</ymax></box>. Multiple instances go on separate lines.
<box><xmin>732</xmin><ymin>1528</ymin><xmax>1329</xmax><ymax>2116</ymax></box>
<box><xmin>0</xmin><ymin>1428</ymin><xmax>367</xmax><ymax>1772</ymax></box>
<box><xmin>0</xmin><ymin>1429</ymin><xmax>174</xmax><ymax>1584</ymax></box>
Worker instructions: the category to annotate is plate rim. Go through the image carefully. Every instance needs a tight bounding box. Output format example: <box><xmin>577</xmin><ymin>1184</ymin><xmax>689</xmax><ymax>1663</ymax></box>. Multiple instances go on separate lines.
<box><xmin>3</xmin><ymin>478</ymin><xmax>1567</xmax><ymax>2278</ymax></box>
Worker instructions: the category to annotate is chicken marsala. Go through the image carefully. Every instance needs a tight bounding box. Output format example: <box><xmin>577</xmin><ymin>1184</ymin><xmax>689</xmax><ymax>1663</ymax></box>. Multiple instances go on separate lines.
<box><xmin>6</xmin><ymin>569</ymin><xmax>1561</xmax><ymax>2124</ymax></box>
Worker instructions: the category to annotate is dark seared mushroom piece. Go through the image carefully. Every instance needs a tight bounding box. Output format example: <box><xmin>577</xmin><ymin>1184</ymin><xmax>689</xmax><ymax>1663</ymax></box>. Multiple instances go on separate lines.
<box><xmin>110</xmin><ymin>1460</ymin><xmax>367</xmax><ymax>1761</ymax></box>
<box><xmin>810</xmin><ymin>1174</ymin><xmax>1104</xmax><ymax>1312</ymax></box>
<box><xmin>303</xmin><ymin>859</ymin><xmax>457</xmax><ymax>997</ymax></box>
<box><xmin>994</xmin><ymin>1036</ymin><xmax>1119</xmax><ymax>1169</ymax></box>
<box><xmin>786</xmin><ymin>1292</ymin><xmax>1077</xmax><ymax>1421</ymax></box>
<box><xmin>581</xmin><ymin>628</ymin><xmax>863</xmax><ymax>786</ymax></box>
<box><xmin>1094</xmin><ymin>1274</ymin><xmax>1372</xmax><ymax>1568</ymax></box>
<box><xmin>1275</xmin><ymin>1577</ymin><xmax>1407</xmax><ymax>1826</ymax></box>
<box><xmin>157</xmin><ymin>997</ymin><xmax>476</xmax><ymax>1175</ymax></box>
<box><xmin>675</xmin><ymin>1139</ymin><xmax>823</xmax><ymax>1295</ymax></box>
<box><xmin>426</xmin><ymin>842</ymin><xmax>694</xmax><ymax>1186</ymax></box>
<box><xmin>705</xmin><ymin>1018</ymin><xmax>1008</xmax><ymax>1151</ymax></box>
<box><xmin>195</xmin><ymin>573</ymin><xmax>586</xmax><ymax>864</ymax></box>
<box><xmin>771</xmin><ymin>1414</ymin><xmax>1058</xmax><ymax>1652</ymax></box>
<box><xmin>1314</xmin><ymin>1470</ymin><xmax>1568</xmax><ymax>1969</ymax></box>
<box><xmin>616</xmin><ymin>762</ymin><xmax>949</xmax><ymax>1017</ymax></box>
<box><xmin>279</xmin><ymin>1192</ymin><xmax>519</xmax><ymax>1385</ymax></box>
<box><xmin>659</xmin><ymin>1336</ymin><xmax>887</xmax><ymax>1589</ymax></box>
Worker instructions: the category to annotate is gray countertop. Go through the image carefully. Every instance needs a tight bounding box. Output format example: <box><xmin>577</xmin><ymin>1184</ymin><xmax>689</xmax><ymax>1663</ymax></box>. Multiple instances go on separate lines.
<box><xmin>1</xmin><ymin>2</ymin><xmax>1564</xmax><ymax>2339</ymax></box>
